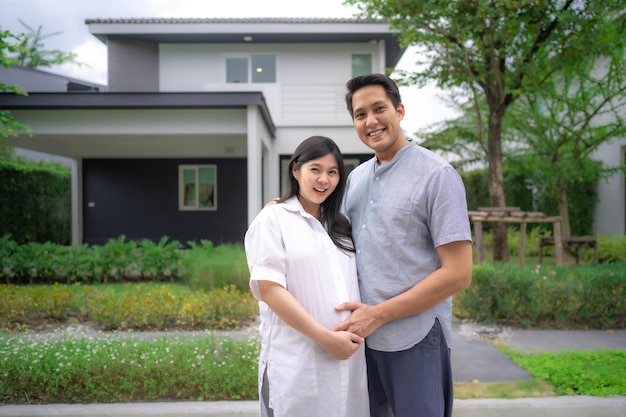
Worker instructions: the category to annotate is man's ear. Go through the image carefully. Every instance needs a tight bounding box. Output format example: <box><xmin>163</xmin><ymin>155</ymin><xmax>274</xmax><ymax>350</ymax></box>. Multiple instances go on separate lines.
<box><xmin>397</xmin><ymin>103</ymin><xmax>405</xmax><ymax>121</ymax></box>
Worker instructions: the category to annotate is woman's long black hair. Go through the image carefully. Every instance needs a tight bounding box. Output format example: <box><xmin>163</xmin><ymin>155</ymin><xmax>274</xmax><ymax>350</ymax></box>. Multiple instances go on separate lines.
<box><xmin>280</xmin><ymin>135</ymin><xmax>354</xmax><ymax>253</ymax></box>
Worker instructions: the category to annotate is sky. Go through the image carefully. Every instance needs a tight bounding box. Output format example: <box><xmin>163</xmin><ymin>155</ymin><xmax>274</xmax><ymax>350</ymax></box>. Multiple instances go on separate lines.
<box><xmin>0</xmin><ymin>0</ymin><xmax>457</xmax><ymax>135</ymax></box>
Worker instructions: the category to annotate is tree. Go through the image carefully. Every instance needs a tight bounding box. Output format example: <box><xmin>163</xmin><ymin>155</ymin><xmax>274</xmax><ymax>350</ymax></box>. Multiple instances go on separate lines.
<box><xmin>346</xmin><ymin>0</ymin><xmax>626</xmax><ymax>260</ymax></box>
<box><xmin>506</xmin><ymin>55</ymin><xmax>626</xmax><ymax>238</ymax></box>
<box><xmin>1</xmin><ymin>21</ymin><xmax>84</xmax><ymax>139</ymax></box>
<box><xmin>13</xmin><ymin>19</ymin><xmax>80</xmax><ymax>68</ymax></box>
<box><xmin>421</xmin><ymin>51</ymin><xmax>626</xmax><ymax>239</ymax></box>
<box><xmin>0</xmin><ymin>29</ymin><xmax>30</xmax><ymax>139</ymax></box>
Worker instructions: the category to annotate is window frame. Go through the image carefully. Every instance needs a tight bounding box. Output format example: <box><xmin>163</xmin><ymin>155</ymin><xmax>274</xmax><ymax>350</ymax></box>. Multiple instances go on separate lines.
<box><xmin>225</xmin><ymin>54</ymin><xmax>277</xmax><ymax>84</ymax></box>
<box><xmin>178</xmin><ymin>164</ymin><xmax>217</xmax><ymax>211</ymax></box>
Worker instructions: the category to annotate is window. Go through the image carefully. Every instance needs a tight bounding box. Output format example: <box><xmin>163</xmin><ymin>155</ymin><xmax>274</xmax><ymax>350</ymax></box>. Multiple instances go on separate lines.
<box><xmin>352</xmin><ymin>54</ymin><xmax>372</xmax><ymax>77</ymax></box>
<box><xmin>226</xmin><ymin>54</ymin><xmax>276</xmax><ymax>83</ymax></box>
<box><xmin>179</xmin><ymin>165</ymin><xmax>217</xmax><ymax>210</ymax></box>
<box><xmin>226</xmin><ymin>58</ymin><xmax>248</xmax><ymax>83</ymax></box>
<box><xmin>251</xmin><ymin>54</ymin><xmax>276</xmax><ymax>83</ymax></box>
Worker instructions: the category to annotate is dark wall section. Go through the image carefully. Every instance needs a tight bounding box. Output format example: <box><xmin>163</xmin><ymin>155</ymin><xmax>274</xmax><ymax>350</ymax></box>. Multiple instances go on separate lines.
<box><xmin>83</xmin><ymin>158</ymin><xmax>247</xmax><ymax>246</ymax></box>
<box><xmin>107</xmin><ymin>38</ymin><xmax>159</xmax><ymax>92</ymax></box>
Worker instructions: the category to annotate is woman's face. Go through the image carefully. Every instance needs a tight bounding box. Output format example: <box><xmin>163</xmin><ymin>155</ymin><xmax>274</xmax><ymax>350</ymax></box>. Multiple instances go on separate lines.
<box><xmin>293</xmin><ymin>153</ymin><xmax>340</xmax><ymax>216</ymax></box>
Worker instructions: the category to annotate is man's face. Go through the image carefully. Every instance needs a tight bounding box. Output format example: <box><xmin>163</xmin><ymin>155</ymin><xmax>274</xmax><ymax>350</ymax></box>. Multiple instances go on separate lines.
<box><xmin>351</xmin><ymin>84</ymin><xmax>406</xmax><ymax>163</ymax></box>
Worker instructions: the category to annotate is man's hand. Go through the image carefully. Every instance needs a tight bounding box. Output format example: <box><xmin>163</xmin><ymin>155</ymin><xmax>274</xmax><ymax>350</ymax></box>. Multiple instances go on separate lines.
<box><xmin>264</xmin><ymin>197</ymin><xmax>280</xmax><ymax>207</ymax></box>
<box><xmin>333</xmin><ymin>302</ymin><xmax>382</xmax><ymax>338</ymax></box>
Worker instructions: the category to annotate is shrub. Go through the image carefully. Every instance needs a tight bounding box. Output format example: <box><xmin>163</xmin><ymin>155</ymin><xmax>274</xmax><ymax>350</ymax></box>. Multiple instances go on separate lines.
<box><xmin>0</xmin><ymin>235</ymin><xmax>209</xmax><ymax>285</ymax></box>
<box><xmin>180</xmin><ymin>241</ymin><xmax>249</xmax><ymax>292</ymax></box>
<box><xmin>454</xmin><ymin>262</ymin><xmax>626</xmax><ymax>329</ymax></box>
<box><xmin>2</xmin><ymin>283</ymin><xmax>258</xmax><ymax>332</ymax></box>
<box><xmin>0</xmin><ymin>283</ymin><xmax>78</xmax><ymax>327</ymax></box>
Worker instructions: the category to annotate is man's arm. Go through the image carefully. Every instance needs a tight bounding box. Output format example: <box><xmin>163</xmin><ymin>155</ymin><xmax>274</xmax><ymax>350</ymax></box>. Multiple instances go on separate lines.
<box><xmin>333</xmin><ymin>240</ymin><xmax>473</xmax><ymax>337</ymax></box>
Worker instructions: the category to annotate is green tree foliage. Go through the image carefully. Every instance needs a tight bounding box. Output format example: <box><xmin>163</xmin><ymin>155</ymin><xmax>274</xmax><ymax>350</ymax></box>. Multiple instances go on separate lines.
<box><xmin>421</xmin><ymin>56</ymin><xmax>626</xmax><ymax>238</ymax></box>
<box><xmin>506</xmin><ymin>56</ymin><xmax>626</xmax><ymax>238</ymax></box>
<box><xmin>0</xmin><ymin>29</ymin><xmax>30</xmax><ymax>139</ymax></box>
<box><xmin>13</xmin><ymin>19</ymin><xmax>81</xmax><ymax>68</ymax></box>
<box><xmin>346</xmin><ymin>0</ymin><xmax>626</xmax><ymax>260</ymax></box>
<box><xmin>1</xmin><ymin>20</ymin><xmax>84</xmax><ymax>139</ymax></box>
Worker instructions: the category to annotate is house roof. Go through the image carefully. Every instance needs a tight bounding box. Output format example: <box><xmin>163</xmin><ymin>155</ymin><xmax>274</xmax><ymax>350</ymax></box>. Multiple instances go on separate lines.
<box><xmin>85</xmin><ymin>17</ymin><xmax>406</xmax><ymax>69</ymax></box>
<box><xmin>0</xmin><ymin>65</ymin><xmax>106</xmax><ymax>92</ymax></box>
<box><xmin>0</xmin><ymin>91</ymin><xmax>276</xmax><ymax>137</ymax></box>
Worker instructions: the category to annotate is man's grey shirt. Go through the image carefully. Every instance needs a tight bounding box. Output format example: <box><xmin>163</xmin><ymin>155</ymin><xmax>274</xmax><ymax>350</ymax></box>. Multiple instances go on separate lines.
<box><xmin>343</xmin><ymin>142</ymin><xmax>471</xmax><ymax>352</ymax></box>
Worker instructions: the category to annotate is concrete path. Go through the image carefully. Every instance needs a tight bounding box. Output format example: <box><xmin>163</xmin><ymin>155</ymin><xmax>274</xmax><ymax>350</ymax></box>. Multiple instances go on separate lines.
<box><xmin>1</xmin><ymin>396</ymin><xmax>625</xmax><ymax>417</ymax></box>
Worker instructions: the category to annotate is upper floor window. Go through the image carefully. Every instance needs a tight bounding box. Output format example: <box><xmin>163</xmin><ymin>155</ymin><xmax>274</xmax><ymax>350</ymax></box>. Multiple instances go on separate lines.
<box><xmin>226</xmin><ymin>54</ymin><xmax>276</xmax><ymax>83</ymax></box>
<box><xmin>179</xmin><ymin>165</ymin><xmax>217</xmax><ymax>211</ymax></box>
<box><xmin>352</xmin><ymin>54</ymin><xmax>372</xmax><ymax>77</ymax></box>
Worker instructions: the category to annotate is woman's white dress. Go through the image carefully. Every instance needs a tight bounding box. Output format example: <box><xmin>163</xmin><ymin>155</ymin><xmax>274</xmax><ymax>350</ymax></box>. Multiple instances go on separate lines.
<box><xmin>245</xmin><ymin>196</ymin><xmax>369</xmax><ymax>417</ymax></box>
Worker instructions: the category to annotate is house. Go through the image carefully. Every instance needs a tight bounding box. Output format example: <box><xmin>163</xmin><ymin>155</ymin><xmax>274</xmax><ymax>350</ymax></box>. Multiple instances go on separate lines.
<box><xmin>0</xmin><ymin>18</ymin><xmax>405</xmax><ymax>245</ymax></box>
<box><xmin>591</xmin><ymin>131</ymin><xmax>626</xmax><ymax>237</ymax></box>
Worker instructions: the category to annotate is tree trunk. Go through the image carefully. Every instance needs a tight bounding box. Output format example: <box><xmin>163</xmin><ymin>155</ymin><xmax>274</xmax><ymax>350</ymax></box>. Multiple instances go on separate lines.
<box><xmin>487</xmin><ymin>106</ymin><xmax>510</xmax><ymax>262</ymax></box>
<box><xmin>557</xmin><ymin>184</ymin><xmax>571</xmax><ymax>239</ymax></box>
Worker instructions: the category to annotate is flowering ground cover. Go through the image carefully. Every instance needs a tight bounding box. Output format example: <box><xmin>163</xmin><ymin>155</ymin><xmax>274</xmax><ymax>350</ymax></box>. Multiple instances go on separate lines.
<box><xmin>1</xmin><ymin>328</ymin><xmax>260</xmax><ymax>404</ymax></box>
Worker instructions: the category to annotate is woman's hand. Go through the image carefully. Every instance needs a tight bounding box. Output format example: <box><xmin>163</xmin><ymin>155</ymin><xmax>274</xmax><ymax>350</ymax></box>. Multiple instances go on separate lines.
<box><xmin>318</xmin><ymin>329</ymin><xmax>364</xmax><ymax>360</ymax></box>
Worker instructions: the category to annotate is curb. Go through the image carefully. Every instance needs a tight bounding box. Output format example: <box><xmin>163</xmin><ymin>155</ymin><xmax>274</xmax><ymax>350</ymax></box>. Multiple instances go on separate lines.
<box><xmin>453</xmin><ymin>396</ymin><xmax>626</xmax><ymax>416</ymax></box>
<box><xmin>1</xmin><ymin>396</ymin><xmax>625</xmax><ymax>417</ymax></box>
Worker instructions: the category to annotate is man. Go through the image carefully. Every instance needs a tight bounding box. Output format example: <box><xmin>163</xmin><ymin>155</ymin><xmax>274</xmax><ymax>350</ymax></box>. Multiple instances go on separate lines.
<box><xmin>334</xmin><ymin>74</ymin><xmax>473</xmax><ymax>417</ymax></box>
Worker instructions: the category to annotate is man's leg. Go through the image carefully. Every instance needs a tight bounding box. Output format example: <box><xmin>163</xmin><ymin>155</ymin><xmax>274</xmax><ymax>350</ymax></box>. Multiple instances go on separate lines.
<box><xmin>365</xmin><ymin>319</ymin><xmax>453</xmax><ymax>417</ymax></box>
<box><xmin>366</xmin><ymin>344</ymin><xmax>393</xmax><ymax>417</ymax></box>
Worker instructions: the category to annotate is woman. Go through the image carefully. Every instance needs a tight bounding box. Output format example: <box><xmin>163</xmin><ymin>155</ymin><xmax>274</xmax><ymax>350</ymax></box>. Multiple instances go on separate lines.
<box><xmin>244</xmin><ymin>135</ymin><xmax>369</xmax><ymax>417</ymax></box>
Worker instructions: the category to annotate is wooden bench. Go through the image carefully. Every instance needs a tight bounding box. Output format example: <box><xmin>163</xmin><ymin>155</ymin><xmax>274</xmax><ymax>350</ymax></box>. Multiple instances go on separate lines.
<box><xmin>539</xmin><ymin>236</ymin><xmax>598</xmax><ymax>264</ymax></box>
<box><xmin>469</xmin><ymin>207</ymin><xmax>563</xmax><ymax>266</ymax></box>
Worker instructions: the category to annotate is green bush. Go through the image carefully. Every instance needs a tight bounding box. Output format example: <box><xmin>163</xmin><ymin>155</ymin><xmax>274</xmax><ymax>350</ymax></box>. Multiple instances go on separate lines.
<box><xmin>179</xmin><ymin>241</ymin><xmax>250</xmax><ymax>292</ymax></box>
<box><xmin>0</xmin><ymin>161</ymin><xmax>71</xmax><ymax>245</ymax></box>
<box><xmin>0</xmin><ymin>235</ymin><xmax>189</xmax><ymax>285</ymax></box>
<box><xmin>597</xmin><ymin>235</ymin><xmax>626</xmax><ymax>263</ymax></box>
<box><xmin>1</xmin><ymin>283</ymin><xmax>258</xmax><ymax>332</ymax></box>
<box><xmin>0</xmin><ymin>283</ymin><xmax>78</xmax><ymax>325</ymax></box>
<box><xmin>177</xmin><ymin>285</ymin><xmax>258</xmax><ymax>329</ymax></box>
<box><xmin>454</xmin><ymin>262</ymin><xmax>626</xmax><ymax>329</ymax></box>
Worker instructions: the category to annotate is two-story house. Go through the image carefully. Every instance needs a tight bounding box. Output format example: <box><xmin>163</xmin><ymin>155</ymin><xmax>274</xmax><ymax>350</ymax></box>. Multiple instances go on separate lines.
<box><xmin>1</xmin><ymin>18</ymin><xmax>405</xmax><ymax>245</ymax></box>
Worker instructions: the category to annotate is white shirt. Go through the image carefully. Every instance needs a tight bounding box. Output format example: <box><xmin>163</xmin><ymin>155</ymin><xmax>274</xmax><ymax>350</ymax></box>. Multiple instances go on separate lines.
<box><xmin>245</xmin><ymin>196</ymin><xmax>369</xmax><ymax>417</ymax></box>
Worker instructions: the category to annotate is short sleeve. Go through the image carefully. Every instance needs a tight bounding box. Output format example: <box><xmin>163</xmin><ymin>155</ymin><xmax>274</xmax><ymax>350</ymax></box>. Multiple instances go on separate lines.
<box><xmin>244</xmin><ymin>208</ymin><xmax>288</xmax><ymax>301</ymax></box>
<box><xmin>428</xmin><ymin>166</ymin><xmax>472</xmax><ymax>248</ymax></box>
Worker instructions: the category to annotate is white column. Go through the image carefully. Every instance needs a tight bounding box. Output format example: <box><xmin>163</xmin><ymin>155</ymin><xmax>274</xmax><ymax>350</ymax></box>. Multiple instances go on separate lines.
<box><xmin>247</xmin><ymin>106</ymin><xmax>262</xmax><ymax>225</ymax></box>
<box><xmin>71</xmin><ymin>157</ymin><xmax>83</xmax><ymax>245</ymax></box>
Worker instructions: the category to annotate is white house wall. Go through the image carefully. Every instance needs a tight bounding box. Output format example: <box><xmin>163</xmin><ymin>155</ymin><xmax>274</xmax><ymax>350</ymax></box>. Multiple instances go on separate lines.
<box><xmin>6</xmin><ymin>108</ymin><xmax>249</xmax><ymax>158</ymax></box>
<box><xmin>593</xmin><ymin>137</ymin><xmax>626</xmax><ymax>235</ymax></box>
<box><xmin>159</xmin><ymin>42</ymin><xmax>382</xmax><ymax>123</ymax></box>
<box><xmin>158</xmin><ymin>41</ymin><xmax>383</xmax><ymax>156</ymax></box>
<box><xmin>273</xmin><ymin>127</ymin><xmax>372</xmax><ymax>155</ymax></box>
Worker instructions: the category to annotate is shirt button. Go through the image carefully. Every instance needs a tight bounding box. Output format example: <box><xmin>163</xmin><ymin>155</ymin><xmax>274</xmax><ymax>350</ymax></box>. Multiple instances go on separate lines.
<box><xmin>375</xmin><ymin>177</ymin><xmax>380</xmax><ymax>181</ymax></box>
<box><xmin>369</xmin><ymin>200</ymin><xmax>373</xmax><ymax>205</ymax></box>
<box><xmin>362</xmin><ymin>224</ymin><xmax>366</xmax><ymax>228</ymax></box>
<box><xmin>357</xmin><ymin>249</ymin><xmax>361</xmax><ymax>254</ymax></box>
